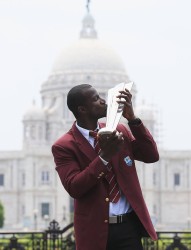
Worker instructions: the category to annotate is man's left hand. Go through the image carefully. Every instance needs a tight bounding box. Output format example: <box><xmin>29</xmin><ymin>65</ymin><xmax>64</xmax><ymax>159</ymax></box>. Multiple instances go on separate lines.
<box><xmin>117</xmin><ymin>89</ymin><xmax>136</xmax><ymax>121</ymax></box>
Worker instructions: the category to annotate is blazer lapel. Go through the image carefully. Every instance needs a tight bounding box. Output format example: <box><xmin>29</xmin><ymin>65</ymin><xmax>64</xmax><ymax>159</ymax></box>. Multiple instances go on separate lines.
<box><xmin>71</xmin><ymin>122</ymin><xmax>98</xmax><ymax>162</ymax></box>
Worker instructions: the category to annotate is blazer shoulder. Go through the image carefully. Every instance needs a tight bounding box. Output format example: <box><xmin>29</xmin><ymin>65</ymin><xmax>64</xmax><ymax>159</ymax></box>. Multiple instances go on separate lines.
<box><xmin>52</xmin><ymin>129</ymin><xmax>73</xmax><ymax>148</ymax></box>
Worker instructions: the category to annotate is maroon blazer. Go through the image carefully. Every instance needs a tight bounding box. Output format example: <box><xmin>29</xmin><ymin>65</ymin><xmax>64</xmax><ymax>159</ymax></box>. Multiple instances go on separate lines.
<box><xmin>52</xmin><ymin>122</ymin><xmax>159</xmax><ymax>250</ymax></box>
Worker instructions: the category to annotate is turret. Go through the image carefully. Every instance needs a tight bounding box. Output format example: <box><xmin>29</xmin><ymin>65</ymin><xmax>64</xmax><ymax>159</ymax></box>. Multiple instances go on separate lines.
<box><xmin>22</xmin><ymin>101</ymin><xmax>46</xmax><ymax>148</ymax></box>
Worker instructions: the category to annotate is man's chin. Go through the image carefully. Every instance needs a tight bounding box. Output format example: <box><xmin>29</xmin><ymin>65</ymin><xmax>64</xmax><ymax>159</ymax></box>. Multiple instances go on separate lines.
<box><xmin>100</xmin><ymin>112</ymin><xmax>107</xmax><ymax>119</ymax></box>
<box><xmin>98</xmin><ymin>117</ymin><xmax>106</xmax><ymax>123</ymax></box>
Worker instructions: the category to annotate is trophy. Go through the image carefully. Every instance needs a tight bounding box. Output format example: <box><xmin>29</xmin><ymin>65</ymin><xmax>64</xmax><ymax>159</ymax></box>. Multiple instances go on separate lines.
<box><xmin>98</xmin><ymin>82</ymin><xmax>133</xmax><ymax>137</ymax></box>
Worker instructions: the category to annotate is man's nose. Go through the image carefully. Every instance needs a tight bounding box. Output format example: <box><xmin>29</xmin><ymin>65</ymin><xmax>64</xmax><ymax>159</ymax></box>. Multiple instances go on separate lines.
<box><xmin>100</xmin><ymin>98</ymin><xmax>106</xmax><ymax>104</ymax></box>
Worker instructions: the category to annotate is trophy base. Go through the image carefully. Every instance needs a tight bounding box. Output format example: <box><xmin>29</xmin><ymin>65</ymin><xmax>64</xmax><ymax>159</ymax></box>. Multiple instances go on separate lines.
<box><xmin>98</xmin><ymin>128</ymin><xmax>113</xmax><ymax>139</ymax></box>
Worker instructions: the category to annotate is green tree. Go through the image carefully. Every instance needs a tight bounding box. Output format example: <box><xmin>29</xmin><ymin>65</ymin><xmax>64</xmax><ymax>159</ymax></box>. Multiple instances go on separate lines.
<box><xmin>0</xmin><ymin>201</ymin><xmax>4</xmax><ymax>228</ymax></box>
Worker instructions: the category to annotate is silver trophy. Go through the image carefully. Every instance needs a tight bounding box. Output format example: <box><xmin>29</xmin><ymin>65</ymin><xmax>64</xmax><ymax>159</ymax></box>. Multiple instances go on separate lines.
<box><xmin>98</xmin><ymin>82</ymin><xmax>133</xmax><ymax>137</ymax></box>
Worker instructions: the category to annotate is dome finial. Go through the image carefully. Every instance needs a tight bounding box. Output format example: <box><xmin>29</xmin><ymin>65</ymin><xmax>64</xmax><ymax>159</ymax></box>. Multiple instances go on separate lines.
<box><xmin>86</xmin><ymin>0</ymin><xmax>90</xmax><ymax>13</ymax></box>
<box><xmin>80</xmin><ymin>0</ymin><xmax>97</xmax><ymax>39</ymax></box>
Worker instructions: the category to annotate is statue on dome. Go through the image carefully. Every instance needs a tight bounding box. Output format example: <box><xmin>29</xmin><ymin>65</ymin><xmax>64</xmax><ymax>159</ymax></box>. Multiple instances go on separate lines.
<box><xmin>86</xmin><ymin>0</ymin><xmax>90</xmax><ymax>13</ymax></box>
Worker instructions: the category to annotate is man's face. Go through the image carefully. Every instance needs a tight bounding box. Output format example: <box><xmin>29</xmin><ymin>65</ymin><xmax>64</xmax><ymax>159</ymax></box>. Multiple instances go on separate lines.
<box><xmin>82</xmin><ymin>87</ymin><xmax>107</xmax><ymax>119</ymax></box>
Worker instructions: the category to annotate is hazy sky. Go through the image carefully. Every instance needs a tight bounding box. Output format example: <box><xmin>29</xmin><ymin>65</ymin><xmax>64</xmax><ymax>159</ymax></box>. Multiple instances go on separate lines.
<box><xmin>0</xmin><ymin>0</ymin><xmax>191</xmax><ymax>150</ymax></box>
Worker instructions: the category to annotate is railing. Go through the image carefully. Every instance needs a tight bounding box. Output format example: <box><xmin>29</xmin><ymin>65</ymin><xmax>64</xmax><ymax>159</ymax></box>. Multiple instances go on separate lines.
<box><xmin>0</xmin><ymin>220</ymin><xmax>75</xmax><ymax>250</ymax></box>
<box><xmin>0</xmin><ymin>221</ymin><xmax>191</xmax><ymax>250</ymax></box>
<box><xmin>143</xmin><ymin>232</ymin><xmax>191</xmax><ymax>250</ymax></box>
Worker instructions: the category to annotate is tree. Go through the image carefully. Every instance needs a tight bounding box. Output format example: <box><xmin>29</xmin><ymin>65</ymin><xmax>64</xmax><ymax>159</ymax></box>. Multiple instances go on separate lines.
<box><xmin>0</xmin><ymin>201</ymin><xmax>4</xmax><ymax>228</ymax></box>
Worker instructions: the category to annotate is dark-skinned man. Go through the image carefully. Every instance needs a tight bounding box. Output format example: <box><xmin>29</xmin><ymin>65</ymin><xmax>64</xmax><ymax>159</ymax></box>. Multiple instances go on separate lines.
<box><xmin>52</xmin><ymin>84</ymin><xmax>159</xmax><ymax>250</ymax></box>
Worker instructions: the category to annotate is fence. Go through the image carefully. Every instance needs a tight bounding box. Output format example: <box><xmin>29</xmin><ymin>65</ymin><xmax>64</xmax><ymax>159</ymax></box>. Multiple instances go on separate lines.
<box><xmin>0</xmin><ymin>220</ymin><xmax>191</xmax><ymax>250</ymax></box>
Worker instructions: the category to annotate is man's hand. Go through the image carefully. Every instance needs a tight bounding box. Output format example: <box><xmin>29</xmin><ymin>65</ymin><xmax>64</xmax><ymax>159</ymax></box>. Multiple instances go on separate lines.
<box><xmin>117</xmin><ymin>89</ymin><xmax>136</xmax><ymax>121</ymax></box>
<box><xmin>98</xmin><ymin>131</ymin><xmax>124</xmax><ymax>162</ymax></box>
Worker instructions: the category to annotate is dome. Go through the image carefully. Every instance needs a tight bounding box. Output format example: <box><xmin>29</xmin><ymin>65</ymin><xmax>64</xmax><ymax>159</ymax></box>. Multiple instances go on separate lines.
<box><xmin>41</xmin><ymin>13</ymin><xmax>129</xmax><ymax>93</ymax></box>
<box><xmin>40</xmin><ymin>11</ymin><xmax>133</xmax><ymax>125</ymax></box>
<box><xmin>23</xmin><ymin>102</ymin><xmax>46</xmax><ymax>121</ymax></box>
<box><xmin>51</xmin><ymin>12</ymin><xmax>126</xmax><ymax>75</ymax></box>
<box><xmin>51</xmin><ymin>39</ymin><xmax>126</xmax><ymax>75</ymax></box>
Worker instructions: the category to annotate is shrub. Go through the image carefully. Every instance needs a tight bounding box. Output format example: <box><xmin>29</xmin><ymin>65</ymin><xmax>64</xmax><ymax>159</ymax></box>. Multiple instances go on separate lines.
<box><xmin>0</xmin><ymin>201</ymin><xmax>4</xmax><ymax>228</ymax></box>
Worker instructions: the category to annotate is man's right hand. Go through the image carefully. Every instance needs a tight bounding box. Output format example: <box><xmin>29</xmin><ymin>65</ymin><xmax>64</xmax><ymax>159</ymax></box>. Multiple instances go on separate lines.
<box><xmin>98</xmin><ymin>131</ymin><xmax>124</xmax><ymax>162</ymax></box>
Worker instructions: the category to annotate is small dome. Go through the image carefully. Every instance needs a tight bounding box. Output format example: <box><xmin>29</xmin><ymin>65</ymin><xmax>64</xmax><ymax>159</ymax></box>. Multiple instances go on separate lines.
<box><xmin>23</xmin><ymin>102</ymin><xmax>46</xmax><ymax>121</ymax></box>
<box><xmin>80</xmin><ymin>13</ymin><xmax>97</xmax><ymax>39</ymax></box>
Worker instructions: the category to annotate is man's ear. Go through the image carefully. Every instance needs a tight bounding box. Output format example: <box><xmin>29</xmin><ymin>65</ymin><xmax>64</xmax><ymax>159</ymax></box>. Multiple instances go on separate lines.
<box><xmin>78</xmin><ymin>106</ymin><xmax>87</xmax><ymax>115</ymax></box>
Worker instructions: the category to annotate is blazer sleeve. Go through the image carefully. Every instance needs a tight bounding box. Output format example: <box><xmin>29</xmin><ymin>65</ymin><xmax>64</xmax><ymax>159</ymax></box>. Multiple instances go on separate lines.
<box><xmin>119</xmin><ymin>122</ymin><xmax>159</xmax><ymax>163</ymax></box>
<box><xmin>52</xmin><ymin>143</ymin><xmax>109</xmax><ymax>199</ymax></box>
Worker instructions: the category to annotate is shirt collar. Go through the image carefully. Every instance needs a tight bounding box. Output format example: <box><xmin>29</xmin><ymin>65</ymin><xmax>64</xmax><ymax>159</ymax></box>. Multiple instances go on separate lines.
<box><xmin>76</xmin><ymin>122</ymin><xmax>99</xmax><ymax>140</ymax></box>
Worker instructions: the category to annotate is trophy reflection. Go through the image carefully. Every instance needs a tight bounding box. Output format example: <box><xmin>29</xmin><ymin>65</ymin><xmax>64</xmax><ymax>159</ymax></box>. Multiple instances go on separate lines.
<box><xmin>98</xmin><ymin>82</ymin><xmax>133</xmax><ymax>137</ymax></box>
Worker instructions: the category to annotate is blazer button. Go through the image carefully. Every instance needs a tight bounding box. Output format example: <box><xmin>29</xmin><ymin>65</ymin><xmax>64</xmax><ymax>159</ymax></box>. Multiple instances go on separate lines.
<box><xmin>105</xmin><ymin>198</ymin><xmax>109</xmax><ymax>202</ymax></box>
<box><xmin>104</xmin><ymin>220</ymin><xmax>108</xmax><ymax>223</ymax></box>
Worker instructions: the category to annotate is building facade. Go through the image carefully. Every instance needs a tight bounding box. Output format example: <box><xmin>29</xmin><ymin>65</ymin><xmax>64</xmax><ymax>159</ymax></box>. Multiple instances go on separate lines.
<box><xmin>0</xmin><ymin>11</ymin><xmax>191</xmax><ymax>231</ymax></box>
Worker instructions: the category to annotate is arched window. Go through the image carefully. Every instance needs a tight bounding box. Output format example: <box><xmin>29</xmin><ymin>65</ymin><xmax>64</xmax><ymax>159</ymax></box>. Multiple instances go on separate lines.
<box><xmin>38</xmin><ymin>126</ymin><xmax>43</xmax><ymax>140</ymax></box>
<box><xmin>153</xmin><ymin>172</ymin><xmax>156</xmax><ymax>185</ymax></box>
<box><xmin>174</xmin><ymin>173</ymin><xmax>180</xmax><ymax>186</ymax></box>
<box><xmin>22</xmin><ymin>172</ymin><xmax>25</xmax><ymax>186</ymax></box>
<box><xmin>0</xmin><ymin>174</ymin><xmax>4</xmax><ymax>186</ymax></box>
<box><xmin>25</xmin><ymin>125</ymin><xmax>30</xmax><ymax>139</ymax></box>
<box><xmin>31</xmin><ymin>125</ymin><xmax>36</xmax><ymax>140</ymax></box>
<box><xmin>41</xmin><ymin>170</ymin><xmax>50</xmax><ymax>185</ymax></box>
<box><xmin>41</xmin><ymin>202</ymin><xmax>50</xmax><ymax>218</ymax></box>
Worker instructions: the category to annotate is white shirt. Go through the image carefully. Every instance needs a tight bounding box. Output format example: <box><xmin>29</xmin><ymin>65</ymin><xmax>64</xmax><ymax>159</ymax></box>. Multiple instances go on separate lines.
<box><xmin>76</xmin><ymin>122</ymin><xmax>132</xmax><ymax>216</ymax></box>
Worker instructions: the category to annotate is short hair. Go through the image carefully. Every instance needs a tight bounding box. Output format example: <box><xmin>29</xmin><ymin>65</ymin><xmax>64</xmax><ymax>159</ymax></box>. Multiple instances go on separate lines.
<box><xmin>67</xmin><ymin>84</ymin><xmax>92</xmax><ymax>118</ymax></box>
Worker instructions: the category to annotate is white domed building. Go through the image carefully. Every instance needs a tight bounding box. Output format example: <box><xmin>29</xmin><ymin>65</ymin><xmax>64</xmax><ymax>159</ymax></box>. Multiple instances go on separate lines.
<box><xmin>0</xmin><ymin>11</ymin><xmax>134</xmax><ymax>230</ymax></box>
<box><xmin>0</xmin><ymin>10</ymin><xmax>191</xmax><ymax>231</ymax></box>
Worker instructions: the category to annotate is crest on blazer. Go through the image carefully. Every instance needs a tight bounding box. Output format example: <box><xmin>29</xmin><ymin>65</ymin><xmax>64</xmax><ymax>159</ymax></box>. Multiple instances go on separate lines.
<box><xmin>124</xmin><ymin>156</ymin><xmax>133</xmax><ymax>167</ymax></box>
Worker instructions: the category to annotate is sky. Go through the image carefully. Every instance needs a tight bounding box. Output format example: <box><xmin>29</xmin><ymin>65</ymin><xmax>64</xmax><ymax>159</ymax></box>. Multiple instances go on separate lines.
<box><xmin>0</xmin><ymin>0</ymin><xmax>191</xmax><ymax>150</ymax></box>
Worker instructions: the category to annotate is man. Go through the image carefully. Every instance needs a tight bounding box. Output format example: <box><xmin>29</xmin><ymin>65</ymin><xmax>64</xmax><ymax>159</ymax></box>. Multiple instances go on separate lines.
<box><xmin>52</xmin><ymin>84</ymin><xmax>159</xmax><ymax>250</ymax></box>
